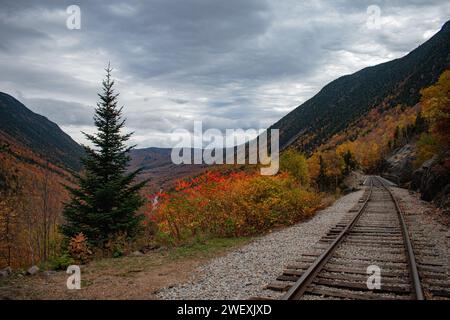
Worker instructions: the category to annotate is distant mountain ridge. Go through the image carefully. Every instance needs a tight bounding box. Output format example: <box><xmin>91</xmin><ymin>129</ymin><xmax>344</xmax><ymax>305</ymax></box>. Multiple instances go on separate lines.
<box><xmin>129</xmin><ymin>147</ymin><xmax>173</xmax><ymax>170</ymax></box>
<box><xmin>0</xmin><ymin>94</ymin><xmax>206</xmax><ymax>190</ymax></box>
<box><xmin>0</xmin><ymin>92</ymin><xmax>84</xmax><ymax>171</ymax></box>
<box><xmin>128</xmin><ymin>147</ymin><xmax>208</xmax><ymax>192</ymax></box>
<box><xmin>272</xmin><ymin>20</ymin><xmax>450</xmax><ymax>152</ymax></box>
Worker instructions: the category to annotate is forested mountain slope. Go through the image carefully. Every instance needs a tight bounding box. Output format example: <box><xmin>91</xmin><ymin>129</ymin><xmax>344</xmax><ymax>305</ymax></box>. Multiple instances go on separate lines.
<box><xmin>272</xmin><ymin>20</ymin><xmax>450</xmax><ymax>152</ymax></box>
<box><xmin>0</xmin><ymin>92</ymin><xmax>84</xmax><ymax>171</ymax></box>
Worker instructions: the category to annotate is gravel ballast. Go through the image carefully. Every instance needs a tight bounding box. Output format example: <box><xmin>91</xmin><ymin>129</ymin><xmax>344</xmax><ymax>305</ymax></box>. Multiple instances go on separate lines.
<box><xmin>156</xmin><ymin>190</ymin><xmax>365</xmax><ymax>300</ymax></box>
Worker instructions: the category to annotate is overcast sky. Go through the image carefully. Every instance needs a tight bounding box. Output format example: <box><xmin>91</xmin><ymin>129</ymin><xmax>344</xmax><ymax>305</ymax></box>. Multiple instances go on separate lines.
<box><xmin>0</xmin><ymin>1</ymin><xmax>449</xmax><ymax>148</ymax></box>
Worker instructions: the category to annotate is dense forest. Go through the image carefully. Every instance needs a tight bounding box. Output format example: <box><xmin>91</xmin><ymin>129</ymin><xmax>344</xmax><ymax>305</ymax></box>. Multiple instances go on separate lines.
<box><xmin>0</xmin><ymin>139</ymin><xmax>70</xmax><ymax>267</ymax></box>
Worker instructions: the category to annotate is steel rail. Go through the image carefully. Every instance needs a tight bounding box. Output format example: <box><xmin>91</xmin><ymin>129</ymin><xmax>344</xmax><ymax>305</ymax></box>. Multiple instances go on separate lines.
<box><xmin>375</xmin><ymin>176</ymin><xmax>425</xmax><ymax>300</ymax></box>
<box><xmin>281</xmin><ymin>177</ymin><xmax>374</xmax><ymax>300</ymax></box>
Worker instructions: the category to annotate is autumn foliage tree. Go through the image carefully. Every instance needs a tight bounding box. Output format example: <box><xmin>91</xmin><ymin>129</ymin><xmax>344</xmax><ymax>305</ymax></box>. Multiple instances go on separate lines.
<box><xmin>280</xmin><ymin>149</ymin><xmax>309</xmax><ymax>185</ymax></box>
<box><xmin>61</xmin><ymin>65</ymin><xmax>146</xmax><ymax>247</ymax></box>
<box><xmin>0</xmin><ymin>168</ymin><xmax>20</xmax><ymax>267</ymax></box>
<box><xmin>0</xmin><ymin>145</ymin><xmax>68</xmax><ymax>268</ymax></box>
<box><xmin>420</xmin><ymin>70</ymin><xmax>450</xmax><ymax>152</ymax></box>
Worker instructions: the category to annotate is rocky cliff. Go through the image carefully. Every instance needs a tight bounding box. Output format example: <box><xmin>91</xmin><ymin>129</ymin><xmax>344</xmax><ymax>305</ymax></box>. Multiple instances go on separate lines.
<box><xmin>383</xmin><ymin>144</ymin><xmax>416</xmax><ymax>185</ymax></box>
<box><xmin>383</xmin><ymin>143</ymin><xmax>450</xmax><ymax>214</ymax></box>
<box><xmin>411</xmin><ymin>156</ymin><xmax>450</xmax><ymax>214</ymax></box>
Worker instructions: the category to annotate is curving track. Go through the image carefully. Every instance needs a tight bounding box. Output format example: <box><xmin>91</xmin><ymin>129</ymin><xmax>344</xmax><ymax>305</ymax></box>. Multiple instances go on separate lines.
<box><xmin>264</xmin><ymin>176</ymin><xmax>442</xmax><ymax>300</ymax></box>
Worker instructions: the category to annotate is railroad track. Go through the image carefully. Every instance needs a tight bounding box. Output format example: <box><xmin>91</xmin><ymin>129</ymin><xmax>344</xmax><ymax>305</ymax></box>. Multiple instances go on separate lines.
<box><xmin>264</xmin><ymin>176</ymin><xmax>445</xmax><ymax>300</ymax></box>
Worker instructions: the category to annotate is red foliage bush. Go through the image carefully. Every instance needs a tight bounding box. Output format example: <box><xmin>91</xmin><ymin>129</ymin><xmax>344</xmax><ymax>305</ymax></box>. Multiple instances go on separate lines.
<box><xmin>145</xmin><ymin>171</ymin><xmax>321</xmax><ymax>244</ymax></box>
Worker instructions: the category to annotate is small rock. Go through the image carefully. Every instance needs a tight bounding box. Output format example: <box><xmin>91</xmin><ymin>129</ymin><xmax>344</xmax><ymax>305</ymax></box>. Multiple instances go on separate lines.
<box><xmin>43</xmin><ymin>271</ymin><xmax>57</xmax><ymax>277</ymax></box>
<box><xmin>0</xmin><ymin>267</ymin><xmax>12</xmax><ymax>277</ymax></box>
<box><xmin>131</xmin><ymin>251</ymin><xmax>144</xmax><ymax>257</ymax></box>
<box><xmin>140</xmin><ymin>244</ymin><xmax>161</xmax><ymax>253</ymax></box>
<box><xmin>156</xmin><ymin>246</ymin><xmax>168</xmax><ymax>252</ymax></box>
<box><xmin>27</xmin><ymin>265</ymin><xmax>39</xmax><ymax>275</ymax></box>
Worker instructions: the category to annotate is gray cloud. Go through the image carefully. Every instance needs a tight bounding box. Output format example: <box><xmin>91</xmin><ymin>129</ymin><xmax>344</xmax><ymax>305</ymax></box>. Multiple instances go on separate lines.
<box><xmin>0</xmin><ymin>0</ymin><xmax>449</xmax><ymax>148</ymax></box>
<box><xmin>23</xmin><ymin>97</ymin><xmax>93</xmax><ymax>126</ymax></box>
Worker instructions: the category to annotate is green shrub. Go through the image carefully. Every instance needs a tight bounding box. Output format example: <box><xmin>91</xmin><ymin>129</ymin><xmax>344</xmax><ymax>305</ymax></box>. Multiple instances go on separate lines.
<box><xmin>112</xmin><ymin>247</ymin><xmax>124</xmax><ymax>258</ymax></box>
<box><xmin>48</xmin><ymin>254</ymin><xmax>75</xmax><ymax>270</ymax></box>
<box><xmin>414</xmin><ymin>133</ymin><xmax>439</xmax><ymax>168</ymax></box>
<box><xmin>280</xmin><ymin>149</ymin><xmax>309</xmax><ymax>185</ymax></box>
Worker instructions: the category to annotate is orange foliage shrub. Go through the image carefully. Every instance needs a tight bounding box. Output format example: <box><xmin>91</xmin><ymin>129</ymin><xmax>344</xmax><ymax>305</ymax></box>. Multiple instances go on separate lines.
<box><xmin>145</xmin><ymin>171</ymin><xmax>321</xmax><ymax>244</ymax></box>
<box><xmin>68</xmin><ymin>233</ymin><xmax>92</xmax><ymax>264</ymax></box>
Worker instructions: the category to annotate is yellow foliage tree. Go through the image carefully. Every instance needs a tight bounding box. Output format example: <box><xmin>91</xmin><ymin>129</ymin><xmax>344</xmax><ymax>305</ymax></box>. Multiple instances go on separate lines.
<box><xmin>420</xmin><ymin>70</ymin><xmax>450</xmax><ymax>150</ymax></box>
<box><xmin>280</xmin><ymin>149</ymin><xmax>309</xmax><ymax>185</ymax></box>
<box><xmin>307</xmin><ymin>152</ymin><xmax>322</xmax><ymax>181</ymax></box>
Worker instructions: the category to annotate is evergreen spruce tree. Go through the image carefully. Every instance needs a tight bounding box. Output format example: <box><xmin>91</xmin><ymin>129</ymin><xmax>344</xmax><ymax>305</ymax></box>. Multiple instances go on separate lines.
<box><xmin>317</xmin><ymin>155</ymin><xmax>327</xmax><ymax>191</ymax></box>
<box><xmin>61</xmin><ymin>64</ymin><xmax>146</xmax><ymax>246</ymax></box>
<box><xmin>342</xmin><ymin>150</ymin><xmax>357</xmax><ymax>174</ymax></box>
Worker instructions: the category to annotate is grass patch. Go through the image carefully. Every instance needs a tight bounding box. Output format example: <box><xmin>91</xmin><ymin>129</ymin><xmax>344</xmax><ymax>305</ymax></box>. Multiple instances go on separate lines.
<box><xmin>167</xmin><ymin>237</ymin><xmax>251</xmax><ymax>261</ymax></box>
<box><xmin>87</xmin><ymin>237</ymin><xmax>251</xmax><ymax>274</ymax></box>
